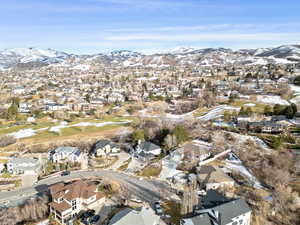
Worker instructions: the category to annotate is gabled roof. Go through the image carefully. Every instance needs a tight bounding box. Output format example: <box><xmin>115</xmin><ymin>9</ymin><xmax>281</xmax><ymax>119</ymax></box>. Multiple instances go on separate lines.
<box><xmin>108</xmin><ymin>207</ymin><xmax>160</xmax><ymax>225</ymax></box>
<box><xmin>53</xmin><ymin>146</ymin><xmax>81</xmax><ymax>155</ymax></box>
<box><xmin>94</xmin><ymin>139</ymin><xmax>111</xmax><ymax>149</ymax></box>
<box><xmin>50</xmin><ymin>180</ymin><xmax>100</xmax><ymax>202</ymax></box>
<box><xmin>137</xmin><ymin>141</ymin><xmax>160</xmax><ymax>152</ymax></box>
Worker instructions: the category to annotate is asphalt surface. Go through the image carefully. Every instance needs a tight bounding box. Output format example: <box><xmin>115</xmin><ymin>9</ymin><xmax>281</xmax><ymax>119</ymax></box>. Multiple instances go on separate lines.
<box><xmin>0</xmin><ymin>170</ymin><xmax>171</xmax><ymax>209</ymax></box>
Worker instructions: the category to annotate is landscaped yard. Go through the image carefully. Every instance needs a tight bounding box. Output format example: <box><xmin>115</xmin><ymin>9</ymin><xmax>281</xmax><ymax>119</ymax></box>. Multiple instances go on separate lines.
<box><xmin>117</xmin><ymin>158</ymin><xmax>132</xmax><ymax>171</ymax></box>
<box><xmin>138</xmin><ymin>164</ymin><xmax>162</xmax><ymax>177</ymax></box>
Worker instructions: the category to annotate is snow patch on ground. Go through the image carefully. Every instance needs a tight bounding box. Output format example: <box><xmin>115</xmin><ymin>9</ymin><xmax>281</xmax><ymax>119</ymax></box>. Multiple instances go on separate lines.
<box><xmin>198</xmin><ymin>105</ymin><xmax>240</xmax><ymax>121</ymax></box>
<box><xmin>73</xmin><ymin>64</ymin><xmax>90</xmax><ymax>71</ymax></box>
<box><xmin>8</xmin><ymin>120</ymin><xmax>131</xmax><ymax>138</ymax></box>
<box><xmin>138</xmin><ymin>108</ymin><xmax>196</xmax><ymax>121</ymax></box>
<box><xmin>289</xmin><ymin>84</ymin><xmax>300</xmax><ymax>96</ymax></box>
<box><xmin>256</xmin><ymin>95</ymin><xmax>289</xmax><ymax>105</ymax></box>
<box><xmin>226</xmin><ymin>131</ymin><xmax>271</xmax><ymax>153</ymax></box>
<box><xmin>243</xmin><ymin>103</ymin><xmax>256</xmax><ymax>107</ymax></box>
<box><xmin>224</xmin><ymin>160</ymin><xmax>263</xmax><ymax>189</ymax></box>
<box><xmin>9</xmin><ymin>128</ymin><xmax>36</xmax><ymax>139</ymax></box>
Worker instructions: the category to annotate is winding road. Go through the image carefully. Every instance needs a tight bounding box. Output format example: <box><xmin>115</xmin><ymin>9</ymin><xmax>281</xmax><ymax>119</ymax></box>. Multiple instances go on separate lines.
<box><xmin>0</xmin><ymin>170</ymin><xmax>172</xmax><ymax>209</ymax></box>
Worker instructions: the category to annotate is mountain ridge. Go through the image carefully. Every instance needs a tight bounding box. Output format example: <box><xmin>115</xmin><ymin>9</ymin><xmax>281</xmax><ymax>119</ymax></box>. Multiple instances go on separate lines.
<box><xmin>0</xmin><ymin>45</ymin><xmax>299</xmax><ymax>70</ymax></box>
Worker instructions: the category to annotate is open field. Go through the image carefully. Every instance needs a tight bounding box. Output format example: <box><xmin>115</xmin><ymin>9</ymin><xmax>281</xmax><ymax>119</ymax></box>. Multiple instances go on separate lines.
<box><xmin>0</xmin><ymin>116</ymin><xmax>135</xmax><ymax>154</ymax></box>
<box><xmin>228</xmin><ymin>99</ymin><xmax>268</xmax><ymax>114</ymax></box>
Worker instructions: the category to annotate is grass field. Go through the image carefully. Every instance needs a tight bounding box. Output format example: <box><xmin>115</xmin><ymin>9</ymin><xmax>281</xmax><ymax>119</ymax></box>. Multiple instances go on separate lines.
<box><xmin>0</xmin><ymin>116</ymin><xmax>134</xmax><ymax>154</ymax></box>
<box><xmin>0</xmin><ymin>116</ymin><xmax>133</xmax><ymax>139</ymax></box>
<box><xmin>228</xmin><ymin>99</ymin><xmax>267</xmax><ymax>114</ymax></box>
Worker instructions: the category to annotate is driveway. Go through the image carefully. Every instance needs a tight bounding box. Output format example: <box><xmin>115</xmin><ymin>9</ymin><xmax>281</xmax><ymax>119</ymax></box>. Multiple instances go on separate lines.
<box><xmin>108</xmin><ymin>152</ymin><xmax>131</xmax><ymax>170</ymax></box>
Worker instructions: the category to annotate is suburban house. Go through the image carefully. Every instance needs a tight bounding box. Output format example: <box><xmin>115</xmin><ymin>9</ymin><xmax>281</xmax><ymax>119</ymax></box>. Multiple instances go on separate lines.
<box><xmin>49</xmin><ymin>180</ymin><xmax>105</xmax><ymax>225</ymax></box>
<box><xmin>197</xmin><ymin>165</ymin><xmax>235</xmax><ymax>191</ymax></box>
<box><xmin>181</xmin><ymin>190</ymin><xmax>252</xmax><ymax>225</ymax></box>
<box><xmin>133</xmin><ymin>141</ymin><xmax>162</xmax><ymax>161</ymax></box>
<box><xmin>248</xmin><ymin>121</ymin><xmax>284</xmax><ymax>133</ymax></box>
<box><xmin>48</xmin><ymin>146</ymin><xmax>83</xmax><ymax>163</ymax></box>
<box><xmin>182</xmin><ymin>141</ymin><xmax>211</xmax><ymax>163</ymax></box>
<box><xmin>0</xmin><ymin>163</ymin><xmax>4</xmax><ymax>174</ymax></box>
<box><xmin>7</xmin><ymin>157</ymin><xmax>41</xmax><ymax>175</ymax></box>
<box><xmin>91</xmin><ymin>140</ymin><xmax>120</xmax><ymax>158</ymax></box>
<box><xmin>108</xmin><ymin>206</ymin><xmax>166</xmax><ymax>225</ymax></box>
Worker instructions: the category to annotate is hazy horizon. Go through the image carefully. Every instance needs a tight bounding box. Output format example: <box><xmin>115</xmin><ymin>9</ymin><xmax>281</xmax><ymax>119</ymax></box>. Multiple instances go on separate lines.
<box><xmin>1</xmin><ymin>0</ymin><xmax>300</xmax><ymax>54</ymax></box>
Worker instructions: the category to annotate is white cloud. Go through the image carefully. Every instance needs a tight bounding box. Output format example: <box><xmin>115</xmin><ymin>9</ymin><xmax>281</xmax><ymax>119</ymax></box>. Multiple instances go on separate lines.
<box><xmin>104</xmin><ymin>32</ymin><xmax>300</xmax><ymax>42</ymax></box>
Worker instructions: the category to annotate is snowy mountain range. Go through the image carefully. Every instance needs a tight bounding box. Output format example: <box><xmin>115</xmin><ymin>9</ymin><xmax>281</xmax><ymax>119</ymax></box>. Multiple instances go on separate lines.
<box><xmin>0</xmin><ymin>45</ymin><xmax>299</xmax><ymax>70</ymax></box>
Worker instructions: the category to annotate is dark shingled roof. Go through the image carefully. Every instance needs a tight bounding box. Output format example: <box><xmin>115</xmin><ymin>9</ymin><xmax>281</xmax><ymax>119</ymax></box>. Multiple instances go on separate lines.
<box><xmin>209</xmin><ymin>199</ymin><xmax>251</xmax><ymax>225</ymax></box>
<box><xmin>138</xmin><ymin>141</ymin><xmax>160</xmax><ymax>152</ymax></box>
<box><xmin>201</xmin><ymin>190</ymin><xmax>231</xmax><ymax>208</ymax></box>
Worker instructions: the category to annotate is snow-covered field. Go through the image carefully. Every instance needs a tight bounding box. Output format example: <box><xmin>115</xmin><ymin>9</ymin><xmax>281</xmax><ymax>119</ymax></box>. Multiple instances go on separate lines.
<box><xmin>198</xmin><ymin>105</ymin><xmax>240</xmax><ymax>121</ymax></box>
<box><xmin>256</xmin><ymin>95</ymin><xmax>289</xmax><ymax>105</ymax></box>
<box><xmin>9</xmin><ymin>128</ymin><xmax>36</xmax><ymax>139</ymax></box>
<box><xmin>8</xmin><ymin>120</ymin><xmax>131</xmax><ymax>139</ymax></box>
<box><xmin>138</xmin><ymin>109</ymin><xmax>196</xmax><ymax>121</ymax></box>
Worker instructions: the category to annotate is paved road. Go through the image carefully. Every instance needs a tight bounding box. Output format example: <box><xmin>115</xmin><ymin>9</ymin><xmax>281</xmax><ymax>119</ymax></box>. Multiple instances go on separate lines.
<box><xmin>0</xmin><ymin>170</ymin><xmax>171</xmax><ymax>209</ymax></box>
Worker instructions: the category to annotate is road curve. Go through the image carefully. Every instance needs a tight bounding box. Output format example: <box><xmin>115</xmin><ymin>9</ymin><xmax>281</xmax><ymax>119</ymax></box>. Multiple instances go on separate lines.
<box><xmin>0</xmin><ymin>170</ymin><xmax>171</xmax><ymax>209</ymax></box>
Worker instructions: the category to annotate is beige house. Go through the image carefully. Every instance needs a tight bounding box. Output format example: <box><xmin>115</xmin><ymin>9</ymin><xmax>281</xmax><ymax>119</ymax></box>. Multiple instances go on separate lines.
<box><xmin>197</xmin><ymin>165</ymin><xmax>234</xmax><ymax>191</ymax></box>
<box><xmin>49</xmin><ymin>180</ymin><xmax>105</xmax><ymax>224</ymax></box>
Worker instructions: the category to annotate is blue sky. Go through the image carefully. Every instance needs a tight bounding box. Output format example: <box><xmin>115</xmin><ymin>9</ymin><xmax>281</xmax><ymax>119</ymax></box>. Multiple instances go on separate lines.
<box><xmin>1</xmin><ymin>0</ymin><xmax>300</xmax><ymax>54</ymax></box>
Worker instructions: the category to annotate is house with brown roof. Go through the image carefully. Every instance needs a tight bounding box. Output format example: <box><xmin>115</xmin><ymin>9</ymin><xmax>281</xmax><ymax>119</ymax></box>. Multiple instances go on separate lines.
<box><xmin>49</xmin><ymin>180</ymin><xmax>105</xmax><ymax>224</ymax></box>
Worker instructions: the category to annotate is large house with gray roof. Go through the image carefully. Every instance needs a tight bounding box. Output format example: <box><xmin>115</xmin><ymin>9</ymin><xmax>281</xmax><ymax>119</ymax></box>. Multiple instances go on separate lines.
<box><xmin>108</xmin><ymin>206</ymin><xmax>166</xmax><ymax>225</ymax></box>
<box><xmin>91</xmin><ymin>139</ymin><xmax>120</xmax><ymax>158</ymax></box>
<box><xmin>133</xmin><ymin>141</ymin><xmax>162</xmax><ymax>161</ymax></box>
<box><xmin>48</xmin><ymin>146</ymin><xmax>83</xmax><ymax>163</ymax></box>
<box><xmin>181</xmin><ymin>190</ymin><xmax>251</xmax><ymax>225</ymax></box>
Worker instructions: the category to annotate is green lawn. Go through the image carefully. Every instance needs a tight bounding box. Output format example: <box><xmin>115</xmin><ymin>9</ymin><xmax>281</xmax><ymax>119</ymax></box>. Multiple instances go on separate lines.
<box><xmin>138</xmin><ymin>165</ymin><xmax>162</xmax><ymax>177</ymax></box>
<box><xmin>228</xmin><ymin>99</ymin><xmax>267</xmax><ymax>114</ymax></box>
<box><xmin>0</xmin><ymin>116</ymin><xmax>133</xmax><ymax>140</ymax></box>
<box><xmin>118</xmin><ymin>158</ymin><xmax>132</xmax><ymax>171</ymax></box>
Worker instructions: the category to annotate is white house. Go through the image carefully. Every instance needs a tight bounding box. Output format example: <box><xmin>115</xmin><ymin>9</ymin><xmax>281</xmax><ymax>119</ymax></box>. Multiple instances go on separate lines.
<box><xmin>0</xmin><ymin>163</ymin><xmax>4</xmax><ymax>174</ymax></box>
<box><xmin>7</xmin><ymin>157</ymin><xmax>41</xmax><ymax>175</ymax></box>
<box><xmin>181</xmin><ymin>190</ymin><xmax>252</xmax><ymax>225</ymax></box>
<box><xmin>49</xmin><ymin>146</ymin><xmax>83</xmax><ymax>163</ymax></box>
<box><xmin>91</xmin><ymin>140</ymin><xmax>120</xmax><ymax>158</ymax></box>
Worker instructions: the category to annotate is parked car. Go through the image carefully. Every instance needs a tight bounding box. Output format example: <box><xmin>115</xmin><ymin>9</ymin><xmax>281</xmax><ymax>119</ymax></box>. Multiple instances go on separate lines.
<box><xmin>91</xmin><ymin>215</ymin><xmax>100</xmax><ymax>224</ymax></box>
<box><xmin>86</xmin><ymin>209</ymin><xmax>95</xmax><ymax>217</ymax></box>
<box><xmin>61</xmin><ymin>171</ymin><xmax>70</xmax><ymax>176</ymax></box>
<box><xmin>154</xmin><ymin>201</ymin><xmax>163</xmax><ymax>215</ymax></box>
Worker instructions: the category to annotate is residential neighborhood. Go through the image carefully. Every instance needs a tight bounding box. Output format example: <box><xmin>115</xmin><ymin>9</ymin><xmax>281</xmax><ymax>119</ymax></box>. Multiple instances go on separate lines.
<box><xmin>0</xmin><ymin>2</ymin><xmax>300</xmax><ymax>224</ymax></box>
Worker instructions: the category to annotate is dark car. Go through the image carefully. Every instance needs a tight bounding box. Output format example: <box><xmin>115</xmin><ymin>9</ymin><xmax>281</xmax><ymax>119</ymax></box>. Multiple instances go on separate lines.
<box><xmin>86</xmin><ymin>209</ymin><xmax>95</xmax><ymax>217</ymax></box>
<box><xmin>154</xmin><ymin>201</ymin><xmax>163</xmax><ymax>215</ymax></box>
<box><xmin>61</xmin><ymin>171</ymin><xmax>70</xmax><ymax>176</ymax></box>
<box><xmin>91</xmin><ymin>215</ymin><xmax>100</xmax><ymax>224</ymax></box>
<box><xmin>81</xmin><ymin>218</ymin><xmax>90</xmax><ymax>225</ymax></box>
